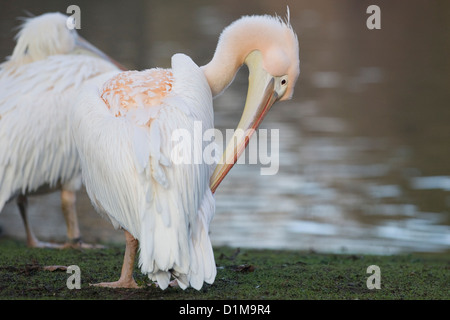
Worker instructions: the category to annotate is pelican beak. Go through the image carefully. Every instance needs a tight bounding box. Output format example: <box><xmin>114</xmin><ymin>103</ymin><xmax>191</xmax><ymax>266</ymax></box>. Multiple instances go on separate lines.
<box><xmin>210</xmin><ymin>50</ymin><xmax>279</xmax><ymax>193</ymax></box>
<box><xmin>73</xmin><ymin>36</ymin><xmax>127</xmax><ymax>71</ymax></box>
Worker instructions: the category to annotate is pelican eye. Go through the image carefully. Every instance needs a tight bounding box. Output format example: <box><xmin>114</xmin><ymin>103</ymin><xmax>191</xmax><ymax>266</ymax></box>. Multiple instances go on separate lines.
<box><xmin>274</xmin><ymin>75</ymin><xmax>289</xmax><ymax>98</ymax></box>
<box><xmin>279</xmin><ymin>75</ymin><xmax>289</xmax><ymax>87</ymax></box>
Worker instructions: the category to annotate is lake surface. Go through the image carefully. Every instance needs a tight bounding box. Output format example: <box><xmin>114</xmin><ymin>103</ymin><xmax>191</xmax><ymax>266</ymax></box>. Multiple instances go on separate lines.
<box><xmin>0</xmin><ymin>0</ymin><xmax>449</xmax><ymax>254</ymax></box>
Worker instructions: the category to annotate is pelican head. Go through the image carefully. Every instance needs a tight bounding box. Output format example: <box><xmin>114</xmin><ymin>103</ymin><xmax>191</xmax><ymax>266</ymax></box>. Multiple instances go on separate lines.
<box><xmin>205</xmin><ymin>13</ymin><xmax>300</xmax><ymax>193</ymax></box>
<box><xmin>8</xmin><ymin>12</ymin><xmax>124</xmax><ymax>69</ymax></box>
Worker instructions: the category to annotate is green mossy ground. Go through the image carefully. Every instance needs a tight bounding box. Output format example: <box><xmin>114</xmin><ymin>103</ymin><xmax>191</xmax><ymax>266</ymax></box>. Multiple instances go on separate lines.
<box><xmin>0</xmin><ymin>238</ymin><xmax>448</xmax><ymax>300</ymax></box>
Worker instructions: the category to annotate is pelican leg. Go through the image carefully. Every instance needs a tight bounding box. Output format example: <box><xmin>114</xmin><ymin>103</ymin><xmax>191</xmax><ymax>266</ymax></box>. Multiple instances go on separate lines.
<box><xmin>60</xmin><ymin>189</ymin><xmax>104</xmax><ymax>249</ymax></box>
<box><xmin>91</xmin><ymin>230</ymin><xmax>139</xmax><ymax>288</ymax></box>
<box><xmin>60</xmin><ymin>189</ymin><xmax>80</xmax><ymax>244</ymax></box>
<box><xmin>17</xmin><ymin>194</ymin><xmax>60</xmax><ymax>248</ymax></box>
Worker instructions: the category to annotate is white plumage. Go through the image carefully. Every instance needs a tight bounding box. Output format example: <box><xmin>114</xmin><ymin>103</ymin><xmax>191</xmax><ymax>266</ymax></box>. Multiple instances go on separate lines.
<box><xmin>0</xmin><ymin>56</ymin><xmax>117</xmax><ymax>198</ymax></box>
<box><xmin>0</xmin><ymin>12</ymin><xmax>120</xmax><ymax>247</ymax></box>
<box><xmin>72</xmin><ymin>54</ymin><xmax>216</xmax><ymax>289</ymax></box>
<box><xmin>71</xmin><ymin>13</ymin><xmax>299</xmax><ymax>290</ymax></box>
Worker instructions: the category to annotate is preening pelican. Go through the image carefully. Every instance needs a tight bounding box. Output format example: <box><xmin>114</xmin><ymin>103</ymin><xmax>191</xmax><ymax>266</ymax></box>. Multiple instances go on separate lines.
<box><xmin>71</xmin><ymin>13</ymin><xmax>299</xmax><ymax>289</ymax></box>
<box><xmin>0</xmin><ymin>13</ymin><xmax>123</xmax><ymax>248</ymax></box>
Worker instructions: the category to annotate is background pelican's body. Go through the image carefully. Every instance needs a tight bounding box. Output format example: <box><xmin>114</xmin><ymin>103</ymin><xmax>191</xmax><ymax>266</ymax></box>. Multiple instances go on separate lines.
<box><xmin>0</xmin><ymin>13</ymin><xmax>119</xmax><ymax>247</ymax></box>
<box><xmin>0</xmin><ymin>55</ymin><xmax>117</xmax><ymax>201</ymax></box>
<box><xmin>71</xmin><ymin>54</ymin><xmax>216</xmax><ymax>289</ymax></box>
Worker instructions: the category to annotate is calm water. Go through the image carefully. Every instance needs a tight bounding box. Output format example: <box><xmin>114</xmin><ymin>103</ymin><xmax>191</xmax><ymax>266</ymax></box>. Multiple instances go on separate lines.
<box><xmin>0</xmin><ymin>0</ymin><xmax>449</xmax><ymax>254</ymax></box>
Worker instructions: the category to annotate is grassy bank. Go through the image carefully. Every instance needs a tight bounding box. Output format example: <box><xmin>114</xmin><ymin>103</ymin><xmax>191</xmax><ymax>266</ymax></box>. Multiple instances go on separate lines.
<box><xmin>0</xmin><ymin>238</ymin><xmax>448</xmax><ymax>300</ymax></box>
